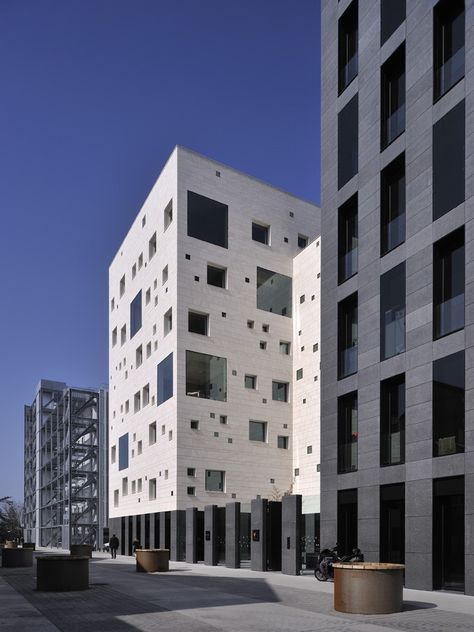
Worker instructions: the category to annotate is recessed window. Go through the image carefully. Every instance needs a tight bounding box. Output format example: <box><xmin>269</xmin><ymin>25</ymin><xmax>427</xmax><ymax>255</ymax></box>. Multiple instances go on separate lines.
<box><xmin>381</xmin><ymin>154</ymin><xmax>405</xmax><ymax>255</ymax></box>
<box><xmin>249</xmin><ymin>420</ymin><xmax>267</xmax><ymax>442</ymax></box>
<box><xmin>299</xmin><ymin>295</ymin><xmax>305</xmax><ymax>304</ymax></box>
<box><xmin>433</xmin><ymin>351</ymin><xmax>464</xmax><ymax>457</ymax></box>
<box><xmin>146</xmin><ymin>341</ymin><xmax>151</xmax><ymax>358</ymax></box>
<box><xmin>433</xmin><ymin>100</ymin><xmax>465</xmax><ymax>220</ymax></box>
<box><xmin>134</xmin><ymin>391</ymin><xmax>141</xmax><ymax>413</ymax></box>
<box><xmin>161</xmin><ymin>265</ymin><xmax>168</xmax><ymax>285</ymax></box>
<box><xmin>205</xmin><ymin>470</ymin><xmax>225</xmax><ymax>492</ymax></box>
<box><xmin>220</xmin><ymin>415</ymin><xmax>227</xmax><ymax>425</ymax></box>
<box><xmin>298</xmin><ymin>234</ymin><xmax>308</xmax><ymax>249</ymax></box>
<box><xmin>138</xmin><ymin>253</ymin><xmax>143</xmax><ymax>270</ymax></box>
<box><xmin>245</xmin><ymin>374</ymin><xmax>257</xmax><ymax>390</ymax></box>
<box><xmin>247</xmin><ymin>320</ymin><xmax>254</xmax><ymax>329</ymax></box>
<box><xmin>338</xmin><ymin>194</ymin><xmax>358</xmax><ymax>283</ymax></box>
<box><xmin>157</xmin><ymin>352</ymin><xmax>173</xmax><ymax>405</ymax></box>
<box><xmin>136</xmin><ymin>345</ymin><xmax>143</xmax><ymax>368</ymax></box>
<box><xmin>149</xmin><ymin>422</ymin><xmax>157</xmax><ymax>445</ymax></box>
<box><xmin>381</xmin><ymin>44</ymin><xmax>405</xmax><ymax>150</ymax></box>
<box><xmin>259</xmin><ymin>341</ymin><xmax>267</xmax><ymax>350</ymax></box>
<box><xmin>122</xmin><ymin>477</ymin><xmax>128</xmax><ymax>496</ymax></box>
<box><xmin>120</xmin><ymin>275</ymin><xmax>125</xmax><ymax>297</ymax></box>
<box><xmin>262</xmin><ymin>324</ymin><xmax>269</xmax><ymax>333</ymax></box>
<box><xmin>434</xmin><ymin>0</ymin><xmax>464</xmax><ymax>101</ymax></box>
<box><xmin>188</xmin><ymin>311</ymin><xmax>209</xmax><ymax>336</ymax></box>
<box><xmin>381</xmin><ymin>374</ymin><xmax>405</xmax><ymax>466</ymax></box>
<box><xmin>278</xmin><ymin>436</ymin><xmax>289</xmax><ymax>450</ymax></box>
<box><xmin>186</xmin><ymin>350</ymin><xmax>227</xmax><ymax>401</ymax></box>
<box><xmin>142</xmin><ymin>384</ymin><xmax>150</xmax><ymax>407</ymax></box>
<box><xmin>164</xmin><ymin>199</ymin><xmax>173</xmax><ymax>230</ymax></box>
<box><xmin>120</xmin><ymin>325</ymin><xmax>127</xmax><ymax>346</ymax></box>
<box><xmin>280</xmin><ymin>341</ymin><xmax>290</xmax><ymax>355</ymax></box>
<box><xmin>338</xmin><ymin>391</ymin><xmax>358</xmax><ymax>473</ymax></box>
<box><xmin>294</xmin><ymin>468</ymin><xmax>299</xmax><ymax>477</ymax></box>
<box><xmin>433</xmin><ymin>228</ymin><xmax>464</xmax><ymax>339</ymax></box>
<box><xmin>110</xmin><ymin>298</ymin><xmax>115</xmax><ymax>312</ymax></box>
<box><xmin>111</xmin><ymin>445</ymin><xmax>116</xmax><ymax>464</ymax></box>
<box><xmin>381</xmin><ymin>0</ymin><xmax>405</xmax><ymax>45</ymax></box>
<box><xmin>307</xmin><ymin>445</ymin><xmax>312</xmax><ymax>455</ymax></box>
<box><xmin>149</xmin><ymin>233</ymin><xmax>156</xmax><ymax>260</ymax></box>
<box><xmin>187</xmin><ymin>467</ymin><xmax>196</xmax><ymax>477</ymax></box>
<box><xmin>187</xmin><ymin>486</ymin><xmax>196</xmax><ymax>496</ymax></box>
<box><xmin>207</xmin><ymin>264</ymin><xmax>227</xmax><ymax>288</ymax></box>
<box><xmin>272</xmin><ymin>381</ymin><xmax>289</xmax><ymax>403</ymax></box>
<box><xmin>338</xmin><ymin>95</ymin><xmax>358</xmax><ymax>189</ymax></box>
<box><xmin>313</xmin><ymin>343</ymin><xmax>319</xmax><ymax>352</ymax></box>
<box><xmin>256</xmin><ymin>267</ymin><xmax>292</xmax><ymax>317</ymax></box>
<box><xmin>145</xmin><ymin>288</ymin><xmax>151</xmax><ymax>305</ymax></box>
<box><xmin>112</xmin><ymin>327</ymin><xmax>117</xmax><ymax>347</ymax></box>
<box><xmin>132</xmin><ymin>263</ymin><xmax>137</xmax><ymax>279</ymax></box>
<box><xmin>252</xmin><ymin>222</ymin><xmax>270</xmax><ymax>245</ymax></box>
<box><xmin>149</xmin><ymin>478</ymin><xmax>156</xmax><ymax>500</ymax></box>
<box><xmin>188</xmin><ymin>191</ymin><xmax>228</xmax><ymax>248</ymax></box>
<box><xmin>296</xmin><ymin>368</ymin><xmax>303</xmax><ymax>381</ymax></box>
<box><xmin>164</xmin><ymin>307</ymin><xmax>172</xmax><ymax>336</ymax></box>
<box><xmin>137</xmin><ymin>440</ymin><xmax>142</xmax><ymax>455</ymax></box>
<box><xmin>168</xmin><ymin>430</ymin><xmax>173</xmax><ymax>441</ymax></box>
<box><xmin>130</xmin><ymin>290</ymin><xmax>142</xmax><ymax>339</ymax></box>
<box><xmin>114</xmin><ymin>490</ymin><xmax>119</xmax><ymax>507</ymax></box>
<box><xmin>381</xmin><ymin>263</ymin><xmax>405</xmax><ymax>360</ymax></box>
<box><xmin>125</xmin><ymin>400</ymin><xmax>129</xmax><ymax>414</ymax></box>
<box><xmin>338</xmin><ymin>293</ymin><xmax>358</xmax><ymax>379</ymax></box>
<box><xmin>338</xmin><ymin>0</ymin><xmax>358</xmax><ymax>93</ymax></box>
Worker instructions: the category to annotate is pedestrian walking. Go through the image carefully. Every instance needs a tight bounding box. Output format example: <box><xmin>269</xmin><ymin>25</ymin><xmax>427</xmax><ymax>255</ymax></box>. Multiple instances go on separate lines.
<box><xmin>109</xmin><ymin>534</ymin><xmax>119</xmax><ymax>559</ymax></box>
<box><xmin>132</xmin><ymin>537</ymin><xmax>140</xmax><ymax>556</ymax></box>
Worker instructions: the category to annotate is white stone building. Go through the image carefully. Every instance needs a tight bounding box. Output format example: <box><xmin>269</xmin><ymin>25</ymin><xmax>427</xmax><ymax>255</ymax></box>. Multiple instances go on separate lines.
<box><xmin>108</xmin><ymin>146</ymin><xmax>320</xmax><ymax>528</ymax></box>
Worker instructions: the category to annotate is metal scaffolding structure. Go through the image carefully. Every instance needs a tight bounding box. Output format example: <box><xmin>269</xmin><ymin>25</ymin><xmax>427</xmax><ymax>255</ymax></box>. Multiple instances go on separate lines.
<box><xmin>24</xmin><ymin>380</ymin><xmax>108</xmax><ymax>550</ymax></box>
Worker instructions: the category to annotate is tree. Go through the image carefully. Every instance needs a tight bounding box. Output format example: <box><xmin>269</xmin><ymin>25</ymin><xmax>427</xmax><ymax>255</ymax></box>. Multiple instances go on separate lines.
<box><xmin>0</xmin><ymin>499</ymin><xmax>24</xmax><ymax>542</ymax></box>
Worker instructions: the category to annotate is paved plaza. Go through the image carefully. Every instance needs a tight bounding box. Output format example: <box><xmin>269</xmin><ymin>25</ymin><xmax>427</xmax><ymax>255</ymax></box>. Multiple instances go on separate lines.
<box><xmin>1</xmin><ymin>551</ymin><xmax>474</xmax><ymax>632</ymax></box>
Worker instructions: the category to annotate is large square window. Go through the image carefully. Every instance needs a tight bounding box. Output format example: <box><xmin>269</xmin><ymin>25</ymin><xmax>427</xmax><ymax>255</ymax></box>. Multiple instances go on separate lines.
<box><xmin>187</xmin><ymin>191</ymin><xmax>228</xmax><ymax>248</ymax></box>
<box><xmin>118</xmin><ymin>433</ymin><xmax>129</xmax><ymax>471</ymax></box>
<box><xmin>205</xmin><ymin>470</ymin><xmax>225</xmax><ymax>492</ymax></box>
<box><xmin>256</xmin><ymin>267</ymin><xmax>292</xmax><ymax>317</ymax></box>
<box><xmin>338</xmin><ymin>293</ymin><xmax>358</xmax><ymax>379</ymax></box>
<box><xmin>252</xmin><ymin>222</ymin><xmax>270</xmax><ymax>245</ymax></box>
<box><xmin>278</xmin><ymin>435</ymin><xmax>289</xmax><ymax>449</ymax></box>
<box><xmin>381</xmin><ymin>44</ymin><xmax>405</xmax><ymax>149</ymax></box>
<box><xmin>157</xmin><ymin>352</ymin><xmax>173</xmax><ymax>405</ymax></box>
<box><xmin>249</xmin><ymin>420</ymin><xmax>267</xmax><ymax>442</ymax></box>
<box><xmin>433</xmin><ymin>351</ymin><xmax>464</xmax><ymax>457</ymax></box>
<box><xmin>272</xmin><ymin>381</ymin><xmax>289</xmax><ymax>402</ymax></box>
<box><xmin>433</xmin><ymin>228</ymin><xmax>464</xmax><ymax>339</ymax></box>
<box><xmin>188</xmin><ymin>311</ymin><xmax>209</xmax><ymax>335</ymax></box>
<box><xmin>338</xmin><ymin>95</ymin><xmax>358</xmax><ymax>189</ymax></box>
<box><xmin>130</xmin><ymin>290</ymin><xmax>142</xmax><ymax>338</ymax></box>
<box><xmin>434</xmin><ymin>0</ymin><xmax>464</xmax><ymax>101</ymax></box>
<box><xmin>381</xmin><ymin>154</ymin><xmax>405</xmax><ymax>255</ymax></box>
<box><xmin>186</xmin><ymin>350</ymin><xmax>227</xmax><ymax>401</ymax></box>
<box><xmin>433</xmin><ymin>100</ymin><xmax>465</xmax><ymax>220</ymax></box>
<box><xmin>338</xmin><ymin>0</ymin><xmax>358</xmax><ymax>94</ymax></box>
<box><xmin>338</xmin><ymin>392</ymin><xmax>358</xmax><ymax>474</ymax></box>
<box><xmin>381</xmin><ymin>263</ymin><xmax>405</xmax><ymax>360</ymax></box>
<box><xmin>207</xmin><ymin>264</ymin><xmax>227</xmax><ymax>288</ymax></box>
<box><xmin>380</xmin><ymin>374</ymin><xmax>405</xmax><ymax>466</ymax></box>
<box><xmin>338</xmin><ymin>194</ymin><xmax>358</xmax><ymax>283</ymax></box>
<box><xmin>245</xmin><ymin>374</ymin><xmax>257</xmax><ymax>390</ymax></box>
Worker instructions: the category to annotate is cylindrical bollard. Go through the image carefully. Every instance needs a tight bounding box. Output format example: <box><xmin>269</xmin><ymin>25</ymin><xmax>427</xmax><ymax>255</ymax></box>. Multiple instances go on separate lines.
<box><xmin>136</xmin><ymin>549</ymin><xmax>170</xmax><ymax>572</ymax></box>
<box><xmin>333</xmin><ymin>563</ymin><xmax>405</xmax><ymax>614</ymax></box>
<box><xmin>1</xmin><ymin>548</ymin><xmax>33</xmax><ymax>568</ymax></box>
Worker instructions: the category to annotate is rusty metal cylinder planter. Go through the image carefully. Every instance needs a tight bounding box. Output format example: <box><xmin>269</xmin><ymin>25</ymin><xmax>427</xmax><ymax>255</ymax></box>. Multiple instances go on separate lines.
<box><xmin>1</xmin><ymin>548</ymin><xmax>33</xmax><ymax>568</ymax></box>
<box><xmin>70</xmin><ymin>544</ymin><xmax>94</xmax><ymax>558</ymax></box>
<box><xmin>136</xmin><ymin>549</ymin><xmax>170</xmax><ymax>572</ymax></box>
<box><xmin>4</xmin><ymin>541</ymin><xmax>17</xmax><ymax>549</ymax></box>
<box><xmin>37</xmin><ymin>555</ymin><xmax>89</xmax><ymax>591</ymax></box>
<box><xmin>333</xmin><ymin>563</ymin><xmax>405</xmax><ymax>614</ymax></box>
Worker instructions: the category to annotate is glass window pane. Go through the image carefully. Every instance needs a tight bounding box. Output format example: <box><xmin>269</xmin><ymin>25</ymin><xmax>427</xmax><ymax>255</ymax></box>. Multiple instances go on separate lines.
<box><xmin>207</xmin><ymin>265</ymin><xmax>226</xmax><ymax>288</ymax></box>
<box><xmin>338</xmin><ymin>94</ymin><xmax>358</xmax><ymax>189</ymax></box>
<box><xmin>252</xmin><ymin>222</ymin><xmax>269</xmax><ymax>245</ymax></box>
<box><xmin>157</xmin><ymin>352</ymin><xmax>173</xmax><ymax>405</ymax></box>
<box><xmin>433</xmin><ymin>100</ymin><xmax>465</xmax><ymax>220</ymax></box>
<box><xmin>249</xmin><ymin>421</ymin><xmax>266</xmax><ymax>442</ymax></box>
<box><xmin>381</xmin><ymin>154</ymin><xmax>405</xmax><ymax>255</ymax></box>
<box><xmin>337</xmin><ymin>392</ymin><xmax>358</xmax><ymax>473</ymax></box>
<box><xmin>130</xmin><ymin>290</ymin><xmax>142</xmax><ymax>338</ymax></box>
<box><xmin>338</xmin><ymin>194</ymin><xmax>358</xmax><ymax>283</ymax></box>
<box><xmin>188</xmin><ymin>311</ymin><xmax>208</xmax><ymax>335</ymax></box>
<box><xmin>186</xmin><ymin>350</ymin><xmax>227</xmax><ymax>401</ymax></box>
<box><xmin>433</xmin><ymin>351</ymin><xmax>464</xmax><ymax>457</ymax></box>
<box><xmin>118</xmin><ymin>433</ymin><xmax>129</xmax><ymax>471</ymax></box>
<box><xmin>272</xmin><ymin>381</ymin><xmax>289</xmax><ymax>402</ymax></box>
<box><xmin>278</xmin><ymin>436</ymin><xmax>289</xmax><ymax>449</ymax></box>
<box><xmin>187</xmin><ymin>191</ymin><xmax>228</xmax><ymax>248</ymax></box>
<box><xmin>380</xmin><ymin>374</ymin><xmax>405</xmax><ymax>466</ymax></box>
<box><xmin>381</xmin><ymin>44</ymin><xmax>405</xmax><ymax>149</ymax></box>
<box><xmin>338</xmin><ymin>1</ymin><xmax>358</xmax><ymax>93</ymax></box>
<box><xmin>434</xmin><ymin>0</ymin><xmax>465</xmax><ymax>100</ymax></box>
<box><xmin>380</xmin><ymin>263</ymin><xmax>405</xmax><ymax>360</ymax></box>
<box><xmin>433</xmin><ymin>228</ymin><xmax>465</xmax><ymax>339</ymax></box>
<box><xmin>256</xmin><ymin>267</ymin><xmax>292</xmax><ymax>317</ymax></box>
<box><xmin>338</xmin><ymin>293</ymin><xmax>358</xmax><ymax>378</ymax></box>
<box><xmin>205</xmin><ymin>470</ymin><xmax>225</xmax><ymax>491</ymax></box>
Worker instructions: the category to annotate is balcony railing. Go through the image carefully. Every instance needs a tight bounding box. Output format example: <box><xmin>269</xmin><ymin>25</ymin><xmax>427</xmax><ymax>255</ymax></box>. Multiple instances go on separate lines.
<box><xmin>434</xmin><ymin>293</ymin><xmax>464</xmax><ymax>339</ymax></box>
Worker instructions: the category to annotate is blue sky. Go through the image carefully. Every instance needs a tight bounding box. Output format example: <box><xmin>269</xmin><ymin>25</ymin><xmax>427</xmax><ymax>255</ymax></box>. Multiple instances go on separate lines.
<box><xmin>0</xmin><ymin>0</ymin><xmax>321</xmax><ymax>501</ymax></box>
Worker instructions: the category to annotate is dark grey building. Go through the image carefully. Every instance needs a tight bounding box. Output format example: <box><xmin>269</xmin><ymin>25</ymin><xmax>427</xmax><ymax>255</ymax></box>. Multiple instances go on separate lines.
<box><xmin>24</xmin><ymin>380</ymin><xmax>108</xmax><ymax>550</ymax></box>
<box><xmin>320</xmin><ymin>0</ymin><xmax>473</xmax><ymax>593</ymax></box>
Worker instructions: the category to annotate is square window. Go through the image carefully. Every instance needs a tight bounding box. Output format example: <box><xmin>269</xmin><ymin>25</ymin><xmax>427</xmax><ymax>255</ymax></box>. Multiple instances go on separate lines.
<box><xmin>278</xmin><ymin>436</ymin><xmax>289</xmax><ymax>450</ymax></box>
<box><xmin>205</xmin><ymin>470</ymin><xmax>225</xmax><ymax>492</ymax></box>
<box><xmin>298</xmin><ymin>234</ymin><xmax>308</xmax><ymax>249</ymax></box>
<box><xmin>207</xmin><ymin>264</ymin><xmax>227</xmax><ymax>288</ymax></box>
<box><xmin>188</xmin><ymin>311</ymin><xmax>209</xmax><ymax>335</ymax></box>
<box><xmin>186</xmin><ymin>351</ymin><xmax>227</xmax><ymax>401</ymax></box>
<box><xmin>272</xmin><ymin>381</ymin><xmax>289</xmax><ymax>402</ymax></box>
<box><xmin>252</xmin><ymin>222</ymin><xmax>270</xmax><ymax>245</ymax></box>
<box><xmin>307</xmin><ymin>445</ymin><xmax>312</xmax><ymax>454</ymax></box>
<box><xmin>190</xmin><ymin>419</ymin><xmax>199</xmax><ymax>430</ymax></box>
<box><xmin>187</xmin><ymin>467</ymin><xmax>196</xmax><ymax>477</ymax></box>
<box><xmin>220</xmin><ymin>415</ymin><xmax>227</xmax><ymax>425</ymax></box>
<box><xmin>185</xmin><ymin>253</ymin><xmax>191</xmax><ymax>260</ymax></box>
<box><xmin>245</xmin><ymin>375</ymin><xmax>257</xmax><ymax>389</ymax></box>
<box><xmin>257</xmin><ymin>267</ymin><xmax>292</xmax><ymax>317</ymax></box>
<box><xmin>187</xmin><ymin>486</ymin><xmax>196</xmax><ymax>495</ymax></box>
<box><xmin>262</xmin><ymin>324</ymin><xmax>269</xmax><ymax>333</ymax></box>
<box><xmin>249</xmin><ymin>420</ymin><xmax>267</xmax><ymax>442</ymax></box>
<box><xmin>259</xmin><ymin>341</ymin><xmax>267</xmax><ymax>350</ymax></box>
<box><xmin>280</xmin><ymin>341</ymin><xmax>290</xmax><ymax>355</ymax></box>
<box><xmin>247</xmin><ymin>320</ymin><xmax>254</xmax><ymax>329</ymax></box>
<box><xmin>296</xmin><ymin>368</ymin><xmax>303</xmax><ymax>380</ymax></box>
<box><xmin>188</xmin><ymin>191</ymin><xmax>228</xmax><ymax>248</ymax></box>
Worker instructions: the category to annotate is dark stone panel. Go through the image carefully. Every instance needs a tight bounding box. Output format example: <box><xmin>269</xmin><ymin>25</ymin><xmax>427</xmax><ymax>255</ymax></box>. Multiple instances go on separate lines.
<box><xmin>225</xmin><ymin>502</ymin><xmax>240</xmax><ymax>568</ymax></box>
<box><xmin>186</xmin><ymin>507</ymin><xmax>198</xmax><ymax>563</ymax></box>
<box><xmin>281</xmin><ymin>495</ymin><xmax>302</xmax><ymax>576</ymax></box>
<box><xmin>251</xmin><ymin>498</ymin><xmax>267</xmax><ymax>571</ymax></box>
<box><xmin>170</xmin><ymin>510</ymin><xmax>186</xmax><ymax>561</ymax></box>
<box><xmin>204</xmin><ymin>505</ymin><xmax>218</xmax><ymax>566</ymax></box>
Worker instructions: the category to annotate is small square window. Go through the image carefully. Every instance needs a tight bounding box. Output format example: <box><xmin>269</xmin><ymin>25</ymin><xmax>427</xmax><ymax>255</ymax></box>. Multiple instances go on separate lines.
<box><xmin>232</xmin><ymin>370</ymin><xmax>237</xmax><ymax>376</ymax></box>
<box><xmin>245</xmin><ymin>375</ymin><xmax>257</xmax><ymax>389</ymax></box>
<box><xmin>284</xmin><ymin>237</ymin><xmax>288</xmax><ymax>243</ymax></box>
<box><xmin>164</xmin><ymin>200</ymin><xmax>173</xmax><ymax>230</ymax></box>
<box><xmin>185</xmin><ymin>253</ymin><xmax>191</xmax><ymax>260</ymax></box>
<box><xmin>194</xmin><ymin>276</ymin><xmax>199</xmax><ymax>282</ymax></box>
<box><xmin>252</xmin><ymin>222</ymin><xmax>270</xmax><ymax>245</ymax></box>
<box><xmin>210</xmin><ymin>412</ymin><xmax>215</xmax><ymax>419</ymax></box>
<box><xmin>187</xmin><ymin>486</ymin><xmax>196</xmax><ymax>495</ymax></box>
<box><xmin>278</xmin><ymin>436</ymin><xmax>289</xmax><ymax>449</ymax></box>
<box><xmin>190</xmin><ymin>419</ymin><xmax>199</xmax><ymax>430</ymax></box>
<box><xmin>280</xmin><ymin>341</ymin><xmax>290</xmax><ymax>355</ymax></box>
<box><xmin>300</xmin><ymin>295</ymin><xmax>305</xmax><ymax>304</ymax></box>
<box><xmin>245</xmin><ymin>277</ymin><xmax>250</xmax><ymax>283</ymax></box>
<box><xmin>220</xmin><ymin>415</ymin><xmax>227</xmax><ymax>425</ymax></box>
<box><xmin>259</xmin><ymin>341</ymin><xmax>267</xmax><ymax>350</ymax></box>
<box><xmin>307</xmin><ymin>445</ymin><xmax>312</xmax><ymax>454</ymax></box>
<box><xmin>270</xmin><ymin>478</ymin><xmax>275</xmax><ymax>484</ymax></box>
<box><xmin>162</xmin><ymin>265</ymin><xmax>168</xmax><ymax>285</ymax></box>
<box><xmin>298</xmin><ymin>234</ymin><xmax>308</xmax><ymax>249</ymax></box>
<box><xmin>262</xmin><ymin>324</ymin><xmax>269</xmax><ymax>333</ymax></box>
<box><xmin>207</xmin><ymin>264</ymin><xmax>226</xmax><ymax>288</ymax></box>
<box><xmin>164</xmin><ymin>308</ymin><xmax>172</xmax><ymax>336</ymax></box>
<box><xmin>187</xmin><ymin>467</ymin><xmax>196</xmax><ymax>477</ymax></box>
<box><xmin>296</xmin><ymin>368</ymin><xmax>303</xmax><ymax>380</ymax></box>
<box><xmin>294</xmin><ymin>468</ymin><xmax>299</xmax><ymax>476</ymax></box>
<box><xmin>214</xmin><ymin>431</ymin><xmax>219</xmax><ymax>437</ymax></box>
<box><xmin>247</xmin><ymin>320</ymin><xmax>254</xmax><ymax>329</ymax></box>
<box><xmin>228</xmin><ymin>437</ymin><xmax>233</xmax><ymax>444</ymax></box>
<box><xmin>216</xmin><ymin>170</ymin><xmax>221</xmax><ymax>177</ymax></box>
<box><xmin>289</xmin><ymin>211</ymin><xmax>294</xmax><ymax>218</ymax></box>
<box><xmin>313</xmin><ymin>343</ymin><xmax>319</xmax><ymax>352</ymax></box>
<box><xmin>222</xmin><ymin>312</ymin><xmax>226</xmax><ymax>318</ymax></box>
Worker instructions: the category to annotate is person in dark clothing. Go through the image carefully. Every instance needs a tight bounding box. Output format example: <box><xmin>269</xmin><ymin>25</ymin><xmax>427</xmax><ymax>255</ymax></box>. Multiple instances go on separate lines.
<box><xmin>109</xmin><ymin>534</ymin><xmax>119</xmax><ymax>559</ymax></box>
<box><xmin>132</xmin><ymin>537</ymin><xmax>140</xmax><ymax>556</ymax></box>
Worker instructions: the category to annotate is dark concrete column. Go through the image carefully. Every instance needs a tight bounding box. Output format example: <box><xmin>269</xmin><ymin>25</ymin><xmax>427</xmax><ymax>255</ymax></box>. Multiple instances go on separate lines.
<box><xmin>204</xmin><ymin>505</ymin><xmax>218</xmax><ymax>566</ymax></box>
<box><xmin>186</xmin><ymin>508</ymin><xmax>198</xmax><ymax>563</ymax></box>
<box><xmin>405</xmin><ymin>479</ymin><xmax>432</xmax><ymax>590</ymax></box>
<box><xmin>159</xmin><ymin>511</ymin><xmax>170</xmax><ymax>549</ymax></box>
<box><xmin>170</xmin><ymin>510</ymin><xmax>186</xmax><ymax>561</ymax></box>
<box><xmin>140</xmin><ymin>513</ymin><xmax>147</xmax><ymax>549</ymax></box>
<box><xmin>251</xmin><ymin>497</ymin><xmax>267</xmax><ymax>571</ymax></box>
<box><xmin>358</xmin><ymin>486</ymin><xmax>379</xmax><ymax>562</ymax></box>
<box><xmin>225</xmin><ymin>502</ymin><xmax>240</xmax><ymax>568</ymax></box>
<box><xmin>132</xmin><ymin>514</ymin><xmax>139</xmax><ymax>548</ymax></box>
<box><xmin>281</xmin><ymin>495</ymin><xmax>302</xmax><ymax>575</ymax></box>
<box><xmin>149</xmin><ymin>513</ymin><xmax>156</xmax><ymax>549</ymax></box>
<box><xmin>123</xmin><ymin>516</ymin><xmax>130</xmax><ymax>555</ymax></box>
<box><xmin>466</xmin><ymin>473</ymin><xmax>474</xmax><ymax>596</ymax></box>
